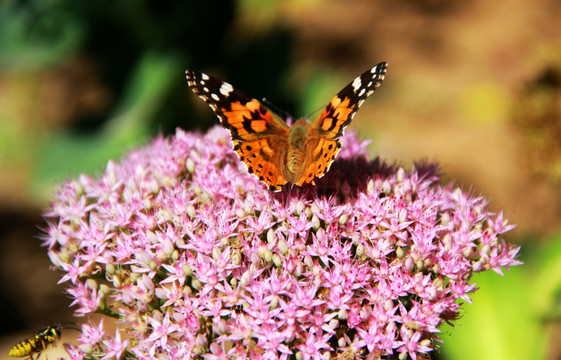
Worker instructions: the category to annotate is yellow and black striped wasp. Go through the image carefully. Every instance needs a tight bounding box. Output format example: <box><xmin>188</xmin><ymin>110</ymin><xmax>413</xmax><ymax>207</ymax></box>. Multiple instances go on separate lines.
<box><xmin>8</xmin><ymin>323</ymin><xmax>80</xmax><ymax>360</ymax></box>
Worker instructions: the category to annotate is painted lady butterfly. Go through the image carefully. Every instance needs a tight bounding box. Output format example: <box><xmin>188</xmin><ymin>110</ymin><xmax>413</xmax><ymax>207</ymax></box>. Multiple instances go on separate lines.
<box><xmin>185</xmin><ymin>62</ymin><xmax>387</xmax><ymax>191</ymax></box>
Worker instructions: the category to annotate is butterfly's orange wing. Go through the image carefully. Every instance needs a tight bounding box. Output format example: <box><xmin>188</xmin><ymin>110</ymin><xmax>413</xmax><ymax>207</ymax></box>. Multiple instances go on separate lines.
<box><xmin>295</xmin><ymin>62</ymin><xmax>388</xmax><ymax>185</ymax></box>
<box><xmin>185</xmin><ymin>70</ymin><xmax>291</xmax><ymax>190</ymax></box>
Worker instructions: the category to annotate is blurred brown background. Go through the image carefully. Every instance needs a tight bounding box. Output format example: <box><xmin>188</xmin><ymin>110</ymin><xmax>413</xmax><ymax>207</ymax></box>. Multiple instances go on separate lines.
<box><xmin>1</xmin><ymin>0</ymin><xmax>560</xmax><ymax>359</ymax></box>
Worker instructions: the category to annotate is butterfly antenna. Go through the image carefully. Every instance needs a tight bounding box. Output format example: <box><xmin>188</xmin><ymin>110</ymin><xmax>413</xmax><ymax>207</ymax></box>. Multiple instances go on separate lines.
<box><xmin>304</xmin><ymin>103</ymin><xmax>328</xmax><ymax>120</ymax></box>
<box><xmin>261</xmin><ymin>97</ymin><xmax>293</xmax><ymax>121</ymax></box>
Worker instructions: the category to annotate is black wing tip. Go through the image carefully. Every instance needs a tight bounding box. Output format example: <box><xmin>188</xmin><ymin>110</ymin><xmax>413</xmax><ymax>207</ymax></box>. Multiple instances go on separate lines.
<box><xmin>185</xmin><ymin>69</ymin><xmax>204</xmax><ymax>83</ymax></box>
<box><xmin>372</xmin><ymin>62</ymin><xmax>388</xmax><ymax>77</ymax></box>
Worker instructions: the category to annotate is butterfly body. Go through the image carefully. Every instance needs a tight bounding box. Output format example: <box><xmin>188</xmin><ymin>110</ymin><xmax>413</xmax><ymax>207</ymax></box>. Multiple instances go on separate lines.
<box><xmin>186</xmin><ymin>62</ymin><xmax>387</xmax><ymax>191</ymax></box>
<box><xmin>286</xmin><ymin>120</ymin><xmax>308</xmax><ymax>172</ymax></box>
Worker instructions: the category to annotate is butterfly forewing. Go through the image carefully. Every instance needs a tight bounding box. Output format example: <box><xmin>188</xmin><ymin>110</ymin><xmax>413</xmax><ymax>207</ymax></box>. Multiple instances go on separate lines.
<box><xmin>186</xmin><ymin>70</ymin><xmax>288</xmax><ymax>141</ymax></box>
<box><xmin>297</xmin><ymin>62</ymin><xmax>387</xmax><ymax>185</ymax></box>
<box><xmin>311</xmin><ymin>62</ymin><xmax>387</xmax><ymax>139</ymax></box>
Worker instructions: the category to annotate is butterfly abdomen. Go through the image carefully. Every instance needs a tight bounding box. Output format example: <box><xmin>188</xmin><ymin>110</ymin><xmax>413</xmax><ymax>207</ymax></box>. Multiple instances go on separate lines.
<box><xmin>286</xmin><ymin>120</ymin><xmax>310</xmax><ymax>174</ymax></box>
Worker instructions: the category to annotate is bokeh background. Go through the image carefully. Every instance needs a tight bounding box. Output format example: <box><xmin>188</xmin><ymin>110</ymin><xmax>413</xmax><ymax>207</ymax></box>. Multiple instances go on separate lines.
<box><xmin>1</xmin><ymin>0</ymin><xmax>560</xmax><ymax>359</ymax></box>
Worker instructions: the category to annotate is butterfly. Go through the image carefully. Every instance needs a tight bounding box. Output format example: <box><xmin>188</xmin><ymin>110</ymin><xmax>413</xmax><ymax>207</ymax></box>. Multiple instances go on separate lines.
<box><xmin>185</xmin><ymin>62</ymin><xmax>387</xmax><ymax>192</ymax></box>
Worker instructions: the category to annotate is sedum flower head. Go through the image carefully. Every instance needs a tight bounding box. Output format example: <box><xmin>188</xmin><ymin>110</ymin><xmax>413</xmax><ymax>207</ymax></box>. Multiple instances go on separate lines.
<box><xmin>44</xmin><ymin>126</ymin><xmax>521</xmax><ymax>360</ymax></box>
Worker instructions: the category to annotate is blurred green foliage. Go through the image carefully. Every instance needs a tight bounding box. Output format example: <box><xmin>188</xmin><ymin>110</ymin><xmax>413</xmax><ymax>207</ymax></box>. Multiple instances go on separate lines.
<box><xmin>0</xmin><ymin>0</ymin><xmax>83</xmax><ymax>68</ymax></box>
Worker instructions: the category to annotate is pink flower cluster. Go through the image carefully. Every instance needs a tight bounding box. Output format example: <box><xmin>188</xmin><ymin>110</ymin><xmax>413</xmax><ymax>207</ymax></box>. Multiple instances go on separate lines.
<box><xmin>44</xmin><ymin>127</ymin><xmax>521</xmax><ymax>360</ymax></box>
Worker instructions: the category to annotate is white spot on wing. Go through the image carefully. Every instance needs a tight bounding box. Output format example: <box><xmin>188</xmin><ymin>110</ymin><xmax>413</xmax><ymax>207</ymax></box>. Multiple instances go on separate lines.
<box><xmin>202</xmin><ymin>73</ymin><xmax>210</xmax><ymax>80</ymax></box>
<box><xmin>211</xmin><ymin>93</ymin><xmax>220</xmax><ymax>101</ymax></box>
<box><xmin>352</xmin><ymin>77</ymin><xmax>362</xmax><ymax>92</ymax></box>
<box><xmin>220</xmin><ymin>83</ymin><xmax>234</xmax><ymax>96</ymax></box>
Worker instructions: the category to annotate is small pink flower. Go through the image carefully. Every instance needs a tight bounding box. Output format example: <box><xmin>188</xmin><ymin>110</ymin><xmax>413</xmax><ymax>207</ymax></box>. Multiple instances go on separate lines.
<box><xmin>78</xmin><ymin>321</ymin><xmax>106</xmax><ymax>353</ymax></box>
<box><xmin>63</xmin><ymin>344</ymin><xmax>85</xmax><ymax>360</ymax></box>
<box><xmin>146</xmin><ymin>313</ymin><xmax>180</xmax><ymax>349</ymax></box>
<box><xmin>67</xmin><ymin>282</ymin><xmax>102</xmax><ymax>316</ymax></box>
<box><xmin>101</xmin><ymin>330</ymin><xmax>129</xmax><ymax>360</ymax></box>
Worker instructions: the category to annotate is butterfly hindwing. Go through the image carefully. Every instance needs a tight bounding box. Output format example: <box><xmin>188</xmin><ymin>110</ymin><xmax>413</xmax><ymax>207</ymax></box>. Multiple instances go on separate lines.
<box><xmin>294</xmin><ymin>137</ymin><xmax>342</xmax><ymax>187</ymax></box>
<box><xmin>232</xmin><ymin>138</ymin><xmax>288</xmax><ymax>191</ymax></box>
